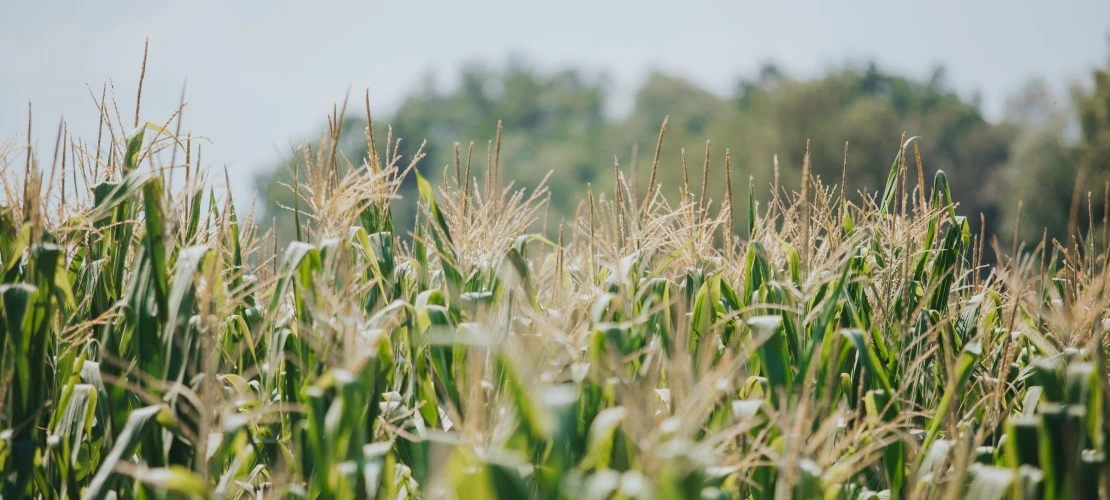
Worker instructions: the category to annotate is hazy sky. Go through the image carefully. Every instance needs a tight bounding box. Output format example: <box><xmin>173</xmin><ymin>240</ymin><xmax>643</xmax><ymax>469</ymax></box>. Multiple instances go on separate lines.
<box><xmin>2</xmin><ymin>1</ymin><xmax>1108</xmax><ymax>203</ymax></box>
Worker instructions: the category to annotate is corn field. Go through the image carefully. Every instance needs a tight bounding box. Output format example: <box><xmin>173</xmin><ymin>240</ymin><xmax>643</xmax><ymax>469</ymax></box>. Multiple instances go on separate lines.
<box><xmin>1</xmin><ymin>86</ymin><xmax>1109</xmax><ymax>499</ymax></box>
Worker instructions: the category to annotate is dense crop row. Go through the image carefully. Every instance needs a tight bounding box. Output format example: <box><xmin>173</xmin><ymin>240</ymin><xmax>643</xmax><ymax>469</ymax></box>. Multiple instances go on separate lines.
<box><xmin>0</xmin><ymin>91</ymin><xmax>1108</xmax><ymax>499</ymax></box>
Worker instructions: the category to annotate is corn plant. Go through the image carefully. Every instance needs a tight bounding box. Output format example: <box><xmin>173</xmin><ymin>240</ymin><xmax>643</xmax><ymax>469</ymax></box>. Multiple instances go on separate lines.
<box><xmin>0</xmin><ymin>79</ymin><xmax>1108</xmax><ymax>500</ymax></box>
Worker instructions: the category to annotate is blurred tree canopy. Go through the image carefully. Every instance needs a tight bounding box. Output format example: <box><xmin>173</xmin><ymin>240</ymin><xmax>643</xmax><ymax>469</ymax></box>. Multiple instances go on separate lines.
<box><xmin>256</xmin><ymin>58</ymin><xmax>1108</xmax><ymax>251</ymax></box>
<box><xmin>998</xmin><ymin>62</ymin><xmax>1110</xmax><ymax>246</ymax></box>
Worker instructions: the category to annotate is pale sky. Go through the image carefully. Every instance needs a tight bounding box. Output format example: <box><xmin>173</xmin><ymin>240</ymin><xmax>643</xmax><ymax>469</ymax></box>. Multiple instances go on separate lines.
<box><xmin>2</xmin><ymin>1</ymin><xmax>1108</xmax><ymax>204</ymax></box>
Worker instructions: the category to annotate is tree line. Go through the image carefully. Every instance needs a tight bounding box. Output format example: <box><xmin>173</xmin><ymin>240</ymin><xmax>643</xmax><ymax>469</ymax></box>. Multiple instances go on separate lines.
<box><xmin>257</xmin><ymin>59</ymin><xmax>1110</xmax><ymax>253</ymax></box>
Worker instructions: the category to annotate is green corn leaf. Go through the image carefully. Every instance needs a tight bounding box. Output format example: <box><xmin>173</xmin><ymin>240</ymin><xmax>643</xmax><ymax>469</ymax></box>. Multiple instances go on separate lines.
<box><xmin>0</xmin><ymin>284</ymin><xmax>35</xmax><ymax>369</ymax></box>
<box><xmin>485</xmin><ymin>453</ymin><xmax>534</xmax><ymax>499</ymax></box>
<box><xmin>126</xmin><ymin>465</ymin><xmax>207</xmax><ymax>498</ymax></box>
<box><xmin>1005</xmin><ymin>417</ymin><xmax>1041</xmax><ymax>468</ymax></box>
<box><xmin>878</xmin><ymin>136</ymin><xmax>919</xmax><ymax>215</ymax></box>
<box><xmin>497</xmin><ymin>354</ymin><xmax>548</xmax><ymax>449</ymax></box>
<box><xmin>841</xmin><ymin>328</ymin><xmax>895</xmax><ymax>397</ymax></box>
<box><xmin>965</xmin><ymin>464</ymin><xmax>1014</xmax><ymax>500</ymax></box>
<box><xmin>865</xmin><ymin>389</ymin><xmax>904</xmax><ymax>497</ymax></box>
<box><xmin>122</xmin><ymin>126</ymin><xmax>145</xmax><ymax>173</ymax></box>
<box><xmin>83</xmin><ymin>405</ymin><xmax>166</xmax><ymax>500</ymax></box>
<box><xmin>749</xmin><ymin>316</ymin><xmax>791</xmax><ymax>407</ymax></box>
<box><xmin>141</xmin><ymin>176</ymin><xmax>170</xmax><ymax>326</ymax></box>
<box><xmin>921</xmin><ymin>339</ymin><xmax>981</xmax><ymax>458</ymax></box>
<box><xmin>581</xmin><ymin>407</ymin><xmax>628</xmax><ymax>471</ymax></box>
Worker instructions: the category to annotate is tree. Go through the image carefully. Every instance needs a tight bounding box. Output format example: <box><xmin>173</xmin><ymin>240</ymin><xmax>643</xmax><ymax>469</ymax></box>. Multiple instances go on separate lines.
<box><xmin>256</xmin><ymin>62</ymin><xmax>609</xmax><ymax>238</ymax></box>
<box><xmin>996</xmin><ymin>63</ymin><xmax>1110</xmax><ymax>247</ymax></box>
<box><xmin>256</xmin><ymin>60</ymin><xmax>1015</xmax><ymax>246</ymax></box>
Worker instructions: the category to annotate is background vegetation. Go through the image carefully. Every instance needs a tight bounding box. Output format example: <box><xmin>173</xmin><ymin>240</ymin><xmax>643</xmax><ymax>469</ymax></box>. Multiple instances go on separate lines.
<box><xmin>258</xmin><ymin>59</ymin><xmax>1110</xmax><ymax>250</ymax></box>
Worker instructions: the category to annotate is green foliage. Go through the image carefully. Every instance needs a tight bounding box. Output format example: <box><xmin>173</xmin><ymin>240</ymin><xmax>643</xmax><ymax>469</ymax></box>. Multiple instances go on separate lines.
<box><xmin>257</xmin><ymin>61</ymin><xmax>1016</xmax><ymax>243</ymax></box>
<box><xmin>2</xmin><ymin>77</ymin><xmax>1109</xmax><ymax>499</ymax></box>
<box><xmin>998</xmin><ymin>65</ymin><xmax>1110</xmax><ymax>246</ymax></box>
